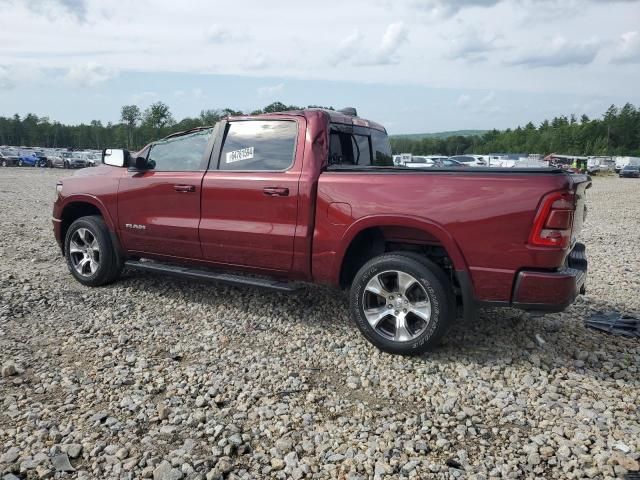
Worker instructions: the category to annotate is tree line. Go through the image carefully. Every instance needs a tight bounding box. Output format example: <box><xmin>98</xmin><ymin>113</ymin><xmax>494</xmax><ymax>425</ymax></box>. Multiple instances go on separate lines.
<box><xmin>390</xmin><ymin>103</ymin><xmax>640</xmax><ymax>157</ymax></box>
<box><xmin>1</xmin><ymin>101</ymin><xmax>639</xmax><ymax>157</ymax></box>
<box><xmin>0</xmin><ymin>102</ymin><xmax>329</xmax><ymax>151</ymax></box>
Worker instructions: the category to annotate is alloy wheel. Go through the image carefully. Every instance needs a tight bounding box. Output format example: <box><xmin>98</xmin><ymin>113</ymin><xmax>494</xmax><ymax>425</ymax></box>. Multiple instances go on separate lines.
<box><xmin>69</xmin><ymin>228</ymin><xmax>100</xmax><ymax>277</ymax></box>
<box><xmin>362</xmin><ymin>270</ymin><xmax>432</xmax><ymax>342</ymax></box>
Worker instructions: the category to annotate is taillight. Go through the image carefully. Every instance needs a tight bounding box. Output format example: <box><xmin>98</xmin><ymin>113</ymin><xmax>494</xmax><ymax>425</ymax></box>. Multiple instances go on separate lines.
<box><xmin>529</xmin><ymin>192</ymin><xmax>575</xmax><ymax>248</ymax></box>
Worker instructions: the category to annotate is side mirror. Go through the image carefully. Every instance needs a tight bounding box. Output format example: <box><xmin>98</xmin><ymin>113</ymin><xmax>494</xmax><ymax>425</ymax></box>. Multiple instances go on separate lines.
<box><xmin>102</xmin><ymin>148</ymin><xmax>128</xmax><ymax>167</ymax></box>
<box><xmin>129</xmin><ymin>156</ymin><xmax>153</xmax><ymax>172</ymax></box>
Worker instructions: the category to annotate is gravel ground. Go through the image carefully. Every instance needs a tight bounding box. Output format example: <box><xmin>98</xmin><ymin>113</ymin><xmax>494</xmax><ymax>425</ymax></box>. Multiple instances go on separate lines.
<box><xmin>1</xmin><ymin>168</ymin><xmax>639</xmax><ymax>480</ymax></box>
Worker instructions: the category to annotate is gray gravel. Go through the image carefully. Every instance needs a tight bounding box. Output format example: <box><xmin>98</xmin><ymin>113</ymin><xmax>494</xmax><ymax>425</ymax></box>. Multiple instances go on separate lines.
<box><xmin>1</xmin><ymin>168</ymin><xmax>639</xmax><ymax>479</ymax></box>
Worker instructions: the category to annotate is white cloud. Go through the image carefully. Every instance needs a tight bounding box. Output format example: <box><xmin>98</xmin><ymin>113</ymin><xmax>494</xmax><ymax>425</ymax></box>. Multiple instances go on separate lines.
<box><xmin>445</xmin><ymin>27</ymin><xmax>501</xmax><ymax>62</ymax></box>
<box><xmin>64</xmin><ymin>62</ymin><xmax>116</xmax><ymax>86</ymax></box>
<box><xmin>456</xmin><ymin>94</ymin><xmax>471</xmax><ymax>107</ymax></box>
<box><xmin>0</xmin><ymin>0</ymin><xmax>89</xmax><ymax>20</ymax></box>
<box><xmin>331</xmin><ymin>22</ymin><xmax>409</xmax><ymax>66</ymax></box>
<box><xmin>507</xmin><ymin>36</ymin><xmax>602</xmax><ymax>67</ymax></box>
<box><xmin>480</xmin><ymin>91</ymin><xmax>496</xmax><ymax>105</ymax></box>
<box><xmin>377</xmin><ymin>22</ymin><xmax>409</xmax><ymax>63</ymax></box>
<box><xmin>412</xmin><ymin>0</ymin><xmax>640</xmax><ymax>19</ymax></box>
<box><xmin>245</xmin><ymin>53</ymin><xmax>270</xmax><ymax>70</ymax></box>
<box><xmin>131</xmin><ymin>91</ymin><xmax>158</xmax><ymax>105</ymax></box>
<box><xmin>0</xmin><ymin>66</ymin><xmax>16</xmax><ymax>89</ymax></box>
<box><xmin>0</xmin><ymin>63</ymin><xmax>45</xmax><ymax>90</ymax></box>
<box><xmin>257</xmin><ymin>83</ymin><xmax>284</xmax><ymax>98</ymax></box>
<box><xmin>204</xmin><ymin>24</ymin><xmax>232</xmax><ymax>44</ymax></box>
<box><xmin>611</xmin><ymin>31</ymin><xmax>640</xmax><ymax>64</ymax></box>
<box><xmin>330</xmin><ymin>30</ymin><xmax>364</xmax><ymax>65</ymax></box>
<box><xmin>410</xmin><ymin>0</ymin><xmax>500</xmax><ymax>19</ymax></box>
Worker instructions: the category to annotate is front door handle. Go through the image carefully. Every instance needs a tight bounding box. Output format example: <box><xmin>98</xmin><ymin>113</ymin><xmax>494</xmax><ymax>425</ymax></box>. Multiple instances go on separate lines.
<box><xmin>174</xmin><ymin>184</ymin><xmax>196</xmax><ymax>193</ymax></box>
<box><xmin>263</xmin><ymin>187</ymin><xmax>289</xmax><ymax>197</ymax></box>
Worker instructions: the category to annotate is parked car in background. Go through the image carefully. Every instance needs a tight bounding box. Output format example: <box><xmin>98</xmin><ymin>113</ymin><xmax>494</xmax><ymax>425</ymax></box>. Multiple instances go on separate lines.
<box><xmin>57</xmin><ymin>151</ymin><xmax>90</xmax><ymax>169</ymax></box>
<box><xmin>0</xmin><ymin>149</ymin><xmax>19</xmax><ymax>167</ymax></box>
<box><xmin>449</xmin><ymin>155</ymin><xmax>487</xmax><ymax>166</ymax></box>
<box><xmin>393</xmin><ymin>153</ymin><xmax>412</xmax><ymax>166</ymax></box>
<box><xmin>439</xmin><ymin>158</ymin><xmax>465</xmax><ymax>167</ymax></box>
<box><xmin>403</xmin><ymin>156</ymin><xmax>440</xmax><ymax>168</ymax></box>
<box><xmin>18</xmin><ymin>151</ymin><xmax>39</xmax><ymax>167</ymax></box>
<box><xmin>405</xmin><ymin>156</ymin><xmax>466</xmax><ymax>168</ymax></box>
<box><xmin>32</xmin><ymin>150</ymin><xmax>50</xmax><ymax>167</ymax></box>
<box><xmin>614</xmin><ymin>156</ymin><xmax>640</xmax><ymax>173</ymax></box>
<box><xmin>619</xmin><ymin>165</ymin><xmax>640</xmax><ymax>178</ymax></box>
<box><xmin>47</xmin><ymin>153</ymin><xmax>65</xmax><ymax>168</ymax></box>
<box><xmin>82</xmin><ymin>152</ymin><xmax>101</xmax><ymax>167</ymax></box>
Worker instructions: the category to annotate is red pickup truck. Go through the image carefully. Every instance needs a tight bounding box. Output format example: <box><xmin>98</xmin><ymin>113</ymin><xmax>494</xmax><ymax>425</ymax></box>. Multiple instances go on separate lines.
<box><xmin>52</xmin><ymin>108</ymin><xmax>590</xmax><ymax>355</ymax></box>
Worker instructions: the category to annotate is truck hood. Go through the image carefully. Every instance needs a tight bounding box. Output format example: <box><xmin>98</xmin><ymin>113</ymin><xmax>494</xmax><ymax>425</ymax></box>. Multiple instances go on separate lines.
<box><xmin>73</xmin><ymin>165</ymin><xmax>117</xmax><ymax>177</ymax></box>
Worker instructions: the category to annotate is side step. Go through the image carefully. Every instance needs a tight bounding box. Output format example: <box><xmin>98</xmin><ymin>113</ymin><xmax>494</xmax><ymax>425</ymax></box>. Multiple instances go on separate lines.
<box><xmin>124</xmin><ymin>260</ymin><xmax>301</xmax><ymax>292</ymax></box>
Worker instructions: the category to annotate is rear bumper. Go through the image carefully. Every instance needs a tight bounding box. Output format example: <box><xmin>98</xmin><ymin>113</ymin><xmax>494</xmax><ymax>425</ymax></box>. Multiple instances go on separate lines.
<box><xmin>512</xmin><ymin>243</ymin><xmax>587</xmax><ymax>312</ymax></box>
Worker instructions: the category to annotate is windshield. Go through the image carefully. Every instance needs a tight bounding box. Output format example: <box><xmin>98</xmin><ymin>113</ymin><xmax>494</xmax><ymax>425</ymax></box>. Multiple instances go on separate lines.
<box><xmin>623</xmin><ymin>165</ymin><xmax>639</xmax><ymax>170</ymax></box>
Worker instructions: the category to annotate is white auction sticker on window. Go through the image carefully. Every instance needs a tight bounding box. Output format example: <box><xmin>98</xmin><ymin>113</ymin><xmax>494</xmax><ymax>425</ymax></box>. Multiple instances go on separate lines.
<box><xmin>226</xmin><ymin>147</ymin><xmax>254</xmax><ymax>163</ymax></box>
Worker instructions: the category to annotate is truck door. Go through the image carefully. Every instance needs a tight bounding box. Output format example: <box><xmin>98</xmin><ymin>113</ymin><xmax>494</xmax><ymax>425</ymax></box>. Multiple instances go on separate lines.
<box><xmin>117</xmin><ymin>128</ymin><xmax>214</xmax><ymax>258</ymax></box>
<box><xmin>199</xmin><ymin>118</ymin><xmax>304</xmax><ymax>272</ymax></box>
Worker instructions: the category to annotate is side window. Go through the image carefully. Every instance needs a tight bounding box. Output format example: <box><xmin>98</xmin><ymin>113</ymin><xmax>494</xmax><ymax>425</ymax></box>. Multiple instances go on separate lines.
<box><xmin>219</xmin><ymin>120</ymin><xmax>297</xmax><ymax>171</ymax></box>
<box><xmin>147</xmin><ymin>128</ymin><xmax>212</xmax><ymax>171</ymax></box>
<box><xmin>352</xmin><ymin>135</ymin><xmax>372</xmax><ymax>165</ymax></box>
<box><xmin>371</xmin><ymin>129</ymin><xmax>393</xmax><ymax>166</ymax></box>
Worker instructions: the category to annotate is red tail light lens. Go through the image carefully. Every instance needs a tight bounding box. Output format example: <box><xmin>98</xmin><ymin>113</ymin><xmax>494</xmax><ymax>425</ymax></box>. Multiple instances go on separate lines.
<box><xmin>529</xmin><ymin>192</ymin><xmax>575</xmax><ymax>248</ymax></box>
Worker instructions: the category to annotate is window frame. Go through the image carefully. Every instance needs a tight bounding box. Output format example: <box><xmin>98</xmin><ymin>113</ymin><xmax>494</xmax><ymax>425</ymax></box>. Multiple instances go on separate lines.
<box><xmin>212</xmin><ymin>119</ymin><xmax>299</xmax><ymax>173</ymax></box>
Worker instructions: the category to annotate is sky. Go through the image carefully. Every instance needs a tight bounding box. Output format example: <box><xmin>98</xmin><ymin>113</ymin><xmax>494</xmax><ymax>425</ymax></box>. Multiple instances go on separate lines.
<box><xmin>1</xmin><ymin>0</ymin><xmax>639</xmax><ymax>134</ymax></box>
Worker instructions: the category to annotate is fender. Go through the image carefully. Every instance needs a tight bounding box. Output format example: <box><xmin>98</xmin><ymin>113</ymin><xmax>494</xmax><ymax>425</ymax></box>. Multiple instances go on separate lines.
<box><xmin>59</xmin><ymin>194</ymin><xmax>117</xmax><ymax>232</ymax></box>
<box><xmin>333</xmin><ymin>214</ymin><xmax>469</xmax><ymax>285</ymax></box>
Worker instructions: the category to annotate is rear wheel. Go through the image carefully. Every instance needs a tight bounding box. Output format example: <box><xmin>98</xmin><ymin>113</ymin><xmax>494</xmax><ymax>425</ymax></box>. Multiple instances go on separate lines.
<box><xmin>18</xmin><ymin>159</ymin><xmax>23</xmax><ymax>167</ymax></box>
<box><xmin>350</xmin><ymin>253</ymin><xmax>455</xmax><ymax>355</ymax></box>
<box><xmin>64</xmin><ymin>215</ymin><xmax>122</xmax><ymax>286</ymax></box>
<box><xmin>1</xmin><ymin>159</ymin><xmax>6</xmax><ymax>167</ymax></box>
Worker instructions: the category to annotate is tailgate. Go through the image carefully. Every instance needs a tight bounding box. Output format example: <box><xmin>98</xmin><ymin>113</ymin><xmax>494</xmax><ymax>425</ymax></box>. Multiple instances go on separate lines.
<box><xmin>570</xmin><ymin>174</ymin><xmax>591</xmax><ymax>245</ymax></box>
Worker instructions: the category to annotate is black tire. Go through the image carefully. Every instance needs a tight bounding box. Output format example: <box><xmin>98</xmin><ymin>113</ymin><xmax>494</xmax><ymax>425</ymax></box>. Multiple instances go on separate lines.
<box><xmin>18</xmin><ymin>159</ymin><xmax>23</xmax><ymax>167</ymax></box>
<box><xmin>1</xmin><ymin>160</ymin><xmax>6</xmax><ymax>167</ymax></box>
<box><xmin>350</xmin><ymin>252</ymin><xmax>455</xmax><ymax>355</ymax></box>
<box><xmin>64</xmin><ymin>215</ymin><xmax>122</xmax><ymax>287</ymax></box>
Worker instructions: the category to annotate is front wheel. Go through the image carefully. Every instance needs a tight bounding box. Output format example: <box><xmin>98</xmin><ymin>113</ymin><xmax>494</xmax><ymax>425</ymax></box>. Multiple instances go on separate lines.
<box><xmin>18</xmin><ymin>159</ymin><xmax>23</xmax><ymax>167</ymax></box>
<box><xmin>64</xmin><ymin>215</ymin><xmax>122</xmax><ymax>287</ymax></box>
<box><xmin>1</xmin><ymin>160</ymin><xmax>6</xmax><ymax>167</ymax></box>
<box><xmin>350</xmin><ymin>253</ymin><xmax>455</xmax><ymax>355</ymax></box>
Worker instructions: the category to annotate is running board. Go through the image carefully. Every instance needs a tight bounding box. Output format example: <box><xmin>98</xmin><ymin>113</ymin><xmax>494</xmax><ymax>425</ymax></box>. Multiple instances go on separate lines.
<box><xmin>124</xmin><ymin>260</ymin><xmax>301</xmax><ymax>292</ymax></box>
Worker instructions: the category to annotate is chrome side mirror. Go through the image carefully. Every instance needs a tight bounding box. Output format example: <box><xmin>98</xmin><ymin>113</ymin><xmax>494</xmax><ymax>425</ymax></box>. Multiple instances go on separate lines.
<box><xmin>102</xmin><ymin>148</ymin><xmax>128</xmax><ymax>167</ymax></box>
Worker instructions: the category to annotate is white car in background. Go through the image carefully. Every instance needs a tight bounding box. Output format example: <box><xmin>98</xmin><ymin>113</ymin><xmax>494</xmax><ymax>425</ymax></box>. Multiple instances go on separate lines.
<box><xmin>449</xmin><ymin>155</ymin><xmax>487</xmax><ymax>167</ymax></box>
<box><xmin>403</xmin><ymin>156</ymin><xmax>444</xmax><ymax>168</ymax></box>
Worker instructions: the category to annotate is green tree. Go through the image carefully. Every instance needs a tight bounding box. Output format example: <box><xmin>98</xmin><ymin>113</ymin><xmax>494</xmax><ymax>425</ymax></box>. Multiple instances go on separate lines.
<box><xmin>120</xmin><ymin>105</ymin><xmax>141</xmax><ymax>148</ymax></box>
<box><xmin>143</xmin><ymin>102</ymin><xmax>174</xmax><ymax>136</ymax></box>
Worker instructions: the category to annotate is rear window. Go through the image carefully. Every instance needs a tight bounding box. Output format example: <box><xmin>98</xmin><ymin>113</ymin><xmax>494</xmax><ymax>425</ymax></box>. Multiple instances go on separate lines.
<box><xmin>329</xmin><ymin>126</ymin><xmax>392</xmax><ymax>167</ymax></box>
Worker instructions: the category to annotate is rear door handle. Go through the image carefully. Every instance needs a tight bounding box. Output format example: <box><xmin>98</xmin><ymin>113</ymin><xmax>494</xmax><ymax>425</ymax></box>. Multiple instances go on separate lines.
<box><xmin>263</xmin><ymin>187</ymin><xmax>289</xmax><ymax>197</ymax></box>
<box><xmin>174</xmin><ymin>184</ymin><xmax>196</xmax><ymax>193</ymax></box>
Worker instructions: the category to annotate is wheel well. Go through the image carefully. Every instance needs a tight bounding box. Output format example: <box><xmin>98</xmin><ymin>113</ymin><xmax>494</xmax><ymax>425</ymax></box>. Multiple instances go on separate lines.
<box><xmin>339</xmin><ymin>226</ymin><xmax>459</xmax><ymax>292</ymax></box>
<box><xmin>60</xmin><ymin>202</ymin><xmax>102</xmax><ymax>252</ymax></box>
